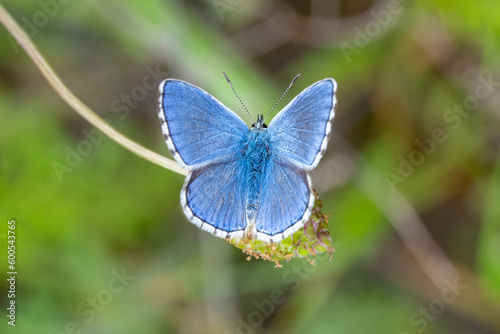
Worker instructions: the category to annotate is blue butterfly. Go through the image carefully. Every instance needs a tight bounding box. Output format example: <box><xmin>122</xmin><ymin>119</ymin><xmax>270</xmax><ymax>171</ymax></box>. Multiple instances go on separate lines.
<box><xmin>158</xmin><ymin>76</ymin><xmax>337</xmax><ymax>242</ymax></box>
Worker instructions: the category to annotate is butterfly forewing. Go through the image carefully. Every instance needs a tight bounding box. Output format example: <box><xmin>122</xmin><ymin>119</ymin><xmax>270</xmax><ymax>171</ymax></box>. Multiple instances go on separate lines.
<box><xmin>268</xmin><ymin>79</ymin><xmax>337</xmax><ymax>169</ymax></box>
<box><xmin>158</xmin><ymin>79</ymin><xmax>248</xmax><ymax>169</ymax></box>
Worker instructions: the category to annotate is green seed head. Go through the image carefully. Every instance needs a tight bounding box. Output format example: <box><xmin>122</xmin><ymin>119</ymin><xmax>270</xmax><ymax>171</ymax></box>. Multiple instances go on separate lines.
<box><xmin>228</xmin><ymin>191</ymin><xmax>335</xmax><ymax>267</ymax></box>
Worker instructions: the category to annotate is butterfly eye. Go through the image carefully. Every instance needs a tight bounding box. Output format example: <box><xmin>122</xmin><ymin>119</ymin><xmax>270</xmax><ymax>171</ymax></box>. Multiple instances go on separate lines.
<box><xmin>251</xmin><ymin>122</ymin><xmax>267</xmax><ymax>129</ymax></box>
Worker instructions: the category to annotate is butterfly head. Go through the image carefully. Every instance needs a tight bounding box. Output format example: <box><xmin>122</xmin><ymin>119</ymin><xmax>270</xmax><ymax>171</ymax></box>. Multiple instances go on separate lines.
<box><xmin>251</xmin><ymin>114</ymin><xmax>268</xmax><ymax>131</ymax></box>
<box><xmin>223</xmin><ymin>72</ymin><xmax>299</xmax><ymax>132</ymax></box>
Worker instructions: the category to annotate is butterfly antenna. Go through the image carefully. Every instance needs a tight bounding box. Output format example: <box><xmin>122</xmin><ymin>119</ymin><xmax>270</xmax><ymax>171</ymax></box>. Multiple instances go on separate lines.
<box><xmin>264</xmin><ymin>73</ymin><xmax>301</xmax><ymax>122</ymax></box>
<box><xmin>223</xmin><ymin>72</ymin><xmax>254</xmax><ymax>123</ymax></box>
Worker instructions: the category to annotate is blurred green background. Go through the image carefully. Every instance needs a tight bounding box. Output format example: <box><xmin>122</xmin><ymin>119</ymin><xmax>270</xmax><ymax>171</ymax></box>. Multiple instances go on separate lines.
<box><xmin>1</xmin><ymin>0</ymin><xmax>500</xmax><ymax>333</ymax></box>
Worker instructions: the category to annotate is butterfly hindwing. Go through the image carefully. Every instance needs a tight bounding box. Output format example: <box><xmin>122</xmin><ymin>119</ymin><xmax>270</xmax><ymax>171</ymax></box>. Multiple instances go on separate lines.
<box><xmin>268</xmin><ymin>79</ymin><xmax>337</xmax><ymax>169</ymax></box>
<box><xmin>158</xmin><ymin>79</ymin><xmax>248</xmax><ymax>169</ymax></box>
<box><xmin>254</xmin><ymin>156</ymin><xmax>314</xmax><ymax>242</ymax></box>
<box><xmin>181</xmin><ymin>153</ymin><xmax>248</xmax><ymax>239</ymax></box>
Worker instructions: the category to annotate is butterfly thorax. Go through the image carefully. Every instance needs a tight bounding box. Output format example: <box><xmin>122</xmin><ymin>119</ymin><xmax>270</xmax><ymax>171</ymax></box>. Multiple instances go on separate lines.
<box><xmin>243</xmin><ymin>123</ymin><xmax>271</xmax><ymax>236</ymax></box>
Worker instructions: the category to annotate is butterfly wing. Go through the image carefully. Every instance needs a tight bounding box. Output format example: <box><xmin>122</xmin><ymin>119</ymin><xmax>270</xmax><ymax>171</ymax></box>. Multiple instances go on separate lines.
<box><xmin>158</xmin><ymin>79</ymin><xmax>248</xmax><ymax>169</ymax></box>
<box><xmin>254</xmin><ymin>155</ymin><xmax>315</xmax><ymax>242</ymax></box>
<box><xmin>252</xmin><ymin>78</ymin><xmax>336</xmax><ymax>242</ymax></box>
<box><xmin>268</xmin><ymin>78</ymin><xmax>337</xmax><ymax>169</ymax></box>
<box><xmin>181</xmin><ymin>153</ymin><xmax>247</xmax><ymax>238</ymax></box>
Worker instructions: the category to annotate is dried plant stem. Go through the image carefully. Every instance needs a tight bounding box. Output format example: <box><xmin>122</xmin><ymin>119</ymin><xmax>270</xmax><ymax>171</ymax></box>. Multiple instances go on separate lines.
<box><xmin>0</xmin><ymin>3</ymin><xmax>187</xmax><ymax>176</ymax></box>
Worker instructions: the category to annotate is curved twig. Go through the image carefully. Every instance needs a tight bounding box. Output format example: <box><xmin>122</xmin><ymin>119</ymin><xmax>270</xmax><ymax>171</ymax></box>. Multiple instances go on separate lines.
<box><xmin>0</xmin><ymin>3</ymin><xmax>187</xmax><ymax>176</ymax></box>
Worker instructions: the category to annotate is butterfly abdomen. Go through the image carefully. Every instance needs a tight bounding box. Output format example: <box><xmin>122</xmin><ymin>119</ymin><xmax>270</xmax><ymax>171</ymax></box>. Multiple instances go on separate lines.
<box><xmin>244</xmin><ymin>129</ymin><xmax>271</xmax><ymax>226</ymax></box>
